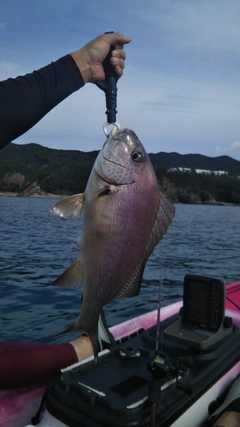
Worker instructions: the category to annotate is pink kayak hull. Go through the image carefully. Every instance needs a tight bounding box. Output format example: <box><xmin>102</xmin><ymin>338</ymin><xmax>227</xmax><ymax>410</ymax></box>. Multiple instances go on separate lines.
<box><xmin>1</xmin><ymin>282</ymin><xmax>240</xmax><ymax>427</ymax></box>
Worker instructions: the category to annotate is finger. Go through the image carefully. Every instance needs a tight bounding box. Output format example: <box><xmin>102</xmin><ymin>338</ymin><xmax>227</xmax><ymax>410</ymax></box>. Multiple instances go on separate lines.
<box><xmin>111</xmin><ymin>33</ymin><xmax>131</xmax><ymax>45</ymax></box>
<box><xmin>110</xmin><ymin>57</ymin><xmax>125</xmax><ymax>70</ymax></box>
<box><xmin>111</xmin><ymin>49</ymin><xmax>126</xmax><ymax>60</ymax></box>
<box><xmin>104</xmin><ymin>32</ymin><xmax>131</xmax><ymax>48</ymax></box>
<box><xmin>114</xmin><ymin>65</ymin><xmax>124</xmax><ymax>77</ymax></box>
<box><xmin>113</xmin><ymin>44</ymin><xmax>123</xmax><ymax>50</ymax></box>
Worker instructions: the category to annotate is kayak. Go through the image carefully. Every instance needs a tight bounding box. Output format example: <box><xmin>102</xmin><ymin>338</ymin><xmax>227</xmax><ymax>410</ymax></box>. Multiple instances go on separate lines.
<box><xmin>1</xmin><ymin>277</ymin><xmax>240</xmax><ymax>427</ymax></box>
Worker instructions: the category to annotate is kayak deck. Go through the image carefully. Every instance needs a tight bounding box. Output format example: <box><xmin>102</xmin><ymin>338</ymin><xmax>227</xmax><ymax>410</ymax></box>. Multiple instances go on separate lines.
<box><xmin>1</xmin><ymin>281</ymin><xmax>240</xmax><ymax>427</ymax></box>
<box><xmin>226</xmin><ymin>281</ymin><xmax>240</xmax><ymax>311</ymax></box>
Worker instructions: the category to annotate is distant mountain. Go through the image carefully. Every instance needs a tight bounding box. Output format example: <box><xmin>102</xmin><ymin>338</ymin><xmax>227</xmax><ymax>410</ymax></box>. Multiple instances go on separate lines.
<box><xmin>0</xmin><ymin>142</ymin><xmax>99</xmax><ymax>195</ymax></box>
<box><xmin>1</xmin><ymin>142</ymin><xmax>240</xmax><ymax>204</ymax></box>
<box><xmin>0</xmin><ymin>142</ymin><xmax>99</xmax><ymax>165</ymax></box>
<box><xmin>2</xmin><ymin>142</ymin><xmax>240</xmax><ymax>174</ymax></box>
<box><xmin>148</xmin><ymin>152</ymin><xmax>240</xmax><ymax>175</ymax></box>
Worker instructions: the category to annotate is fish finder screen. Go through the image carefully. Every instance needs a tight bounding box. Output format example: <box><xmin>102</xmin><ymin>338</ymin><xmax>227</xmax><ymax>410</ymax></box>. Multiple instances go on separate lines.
<box><xmin>184</xmin><ymin>281</ymin><xmax>209</xmax><ymax>327</ymax></box>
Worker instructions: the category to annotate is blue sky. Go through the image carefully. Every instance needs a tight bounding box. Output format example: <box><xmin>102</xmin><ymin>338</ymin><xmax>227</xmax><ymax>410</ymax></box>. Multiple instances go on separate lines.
<box><xmin>1</xmin><ymin>0</ymin><xmax>240</xmax><ymax>160</ymax></box>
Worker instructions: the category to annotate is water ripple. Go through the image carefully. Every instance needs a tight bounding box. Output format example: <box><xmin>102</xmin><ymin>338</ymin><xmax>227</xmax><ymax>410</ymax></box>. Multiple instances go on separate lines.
<box><xmin>0</xmin><ymin>197</ymin><xmax>240</xmax><ymax>343</ymax></box>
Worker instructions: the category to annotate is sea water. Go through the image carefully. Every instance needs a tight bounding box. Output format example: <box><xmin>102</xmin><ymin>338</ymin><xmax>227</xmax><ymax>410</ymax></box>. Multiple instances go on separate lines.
<box><xmin>0</xmin><ymin>196</ymin><xmax>240</xmax><ymax>343</ymax></box>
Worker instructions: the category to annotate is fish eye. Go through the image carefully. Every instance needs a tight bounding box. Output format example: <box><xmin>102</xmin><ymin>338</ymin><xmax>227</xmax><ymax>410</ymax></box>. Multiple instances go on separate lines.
<box><xmin>131</xmin><ymin>151</ymin><xmax>143</xmax><ymax>162</ymax></box>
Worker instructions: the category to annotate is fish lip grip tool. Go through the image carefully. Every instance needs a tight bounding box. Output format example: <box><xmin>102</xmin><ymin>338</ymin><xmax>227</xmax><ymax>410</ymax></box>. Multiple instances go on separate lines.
<box><xmin>96</xmin><ymin>32</ymin><xmax>121</xmax><ymax>137</ymax></box>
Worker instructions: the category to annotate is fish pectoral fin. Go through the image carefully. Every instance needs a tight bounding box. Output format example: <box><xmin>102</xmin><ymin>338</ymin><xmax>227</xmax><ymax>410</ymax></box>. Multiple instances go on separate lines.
<box><xmin>53</xmin><ymin>259</ymin><xmax>82</xmax><ymax>288</ymax></box>
<box><xmin>49</xmin><ymin>193</ymin><xmax>85</xmax><ymax>219</ymax></box>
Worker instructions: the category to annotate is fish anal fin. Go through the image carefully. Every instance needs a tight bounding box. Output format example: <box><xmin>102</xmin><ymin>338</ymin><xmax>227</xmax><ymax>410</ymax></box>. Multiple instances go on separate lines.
<box><xmin>50</xmin><ymin>193</ymin><xmax>85</xmax><ymax>219</ymax></box>
<box><xmin>53</xmin><ymin>259</ymin><xmax>82</xmax><ymax>288</ymax></box>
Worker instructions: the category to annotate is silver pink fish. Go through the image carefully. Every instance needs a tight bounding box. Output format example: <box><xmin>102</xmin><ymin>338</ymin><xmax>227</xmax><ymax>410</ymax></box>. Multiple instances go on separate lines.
<box><xmin>50</xmin><ymin>128</ymin><xmax>175</xmax><ymax>359</ymax></box>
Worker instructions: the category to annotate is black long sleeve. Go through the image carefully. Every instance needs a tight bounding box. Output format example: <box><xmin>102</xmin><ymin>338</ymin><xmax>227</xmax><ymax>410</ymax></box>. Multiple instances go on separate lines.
<box><xmin>0</xmin><ymin>54</ymin><xmax>84</xmax><ymax>150</ymax></box>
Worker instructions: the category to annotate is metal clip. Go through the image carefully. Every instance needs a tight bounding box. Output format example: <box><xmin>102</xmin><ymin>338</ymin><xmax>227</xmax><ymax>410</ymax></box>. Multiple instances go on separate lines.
<box><xmin>103</xmin><ymin>121</ymin><xmax>121</xmax><ymax>137</ymax></box>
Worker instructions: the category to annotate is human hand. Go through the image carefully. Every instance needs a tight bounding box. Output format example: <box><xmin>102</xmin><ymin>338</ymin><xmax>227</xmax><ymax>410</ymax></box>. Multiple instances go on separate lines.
<box><xmin>70</xmin><ymin>335</ymin><xmax>93</xmax><ymax>361</ymax></box>
<box><xmin>71</xmin><ymin>32</ymin><xmax>131</xmax><ymax>84</ymax></box>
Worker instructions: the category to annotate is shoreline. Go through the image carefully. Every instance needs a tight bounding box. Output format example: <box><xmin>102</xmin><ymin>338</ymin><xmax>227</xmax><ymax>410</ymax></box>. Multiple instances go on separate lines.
<box><xmin>0</xmin><ymin>192</ymin><xmax>238</xmax><ymax>206</ymax></box>
<box><xmin>0</xmin><ymin>192</ymin><xmax>64</xmax><ymax>199</ymax></box>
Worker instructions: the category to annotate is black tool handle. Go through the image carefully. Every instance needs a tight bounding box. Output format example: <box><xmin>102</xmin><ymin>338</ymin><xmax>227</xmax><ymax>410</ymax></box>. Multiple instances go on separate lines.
<box><xmin>96</xmin><ymin>31</ymin><xmax>118</xmax><ymax>123</ymax></box>
<box><xmin>104</xmin><ymin>75</ymin><xmax>117</xmax><ymax>123</ymax></box>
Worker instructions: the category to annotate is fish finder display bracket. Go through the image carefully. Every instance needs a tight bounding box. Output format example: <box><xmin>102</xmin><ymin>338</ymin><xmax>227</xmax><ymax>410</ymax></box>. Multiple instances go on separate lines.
<box><xmin>164</xmin><ymin>275</ymin><xmax>232</xmax><ymax>350</ymax></box>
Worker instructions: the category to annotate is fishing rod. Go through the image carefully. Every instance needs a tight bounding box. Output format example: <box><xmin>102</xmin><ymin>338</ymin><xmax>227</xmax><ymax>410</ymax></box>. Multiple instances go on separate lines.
<box><xmin>147</xmin><ymin>270</ymin><xmax>169</xmax><ymax>427</ymax></box>
<box><xmin>155</xmin><ymin>269</ymin><xmax>164</xmax><ymax>353</ymax></box>
<box><xmin>147</xmin><ymin>272</ymin><xmax>194</xmax><ymax>426</ymax></box>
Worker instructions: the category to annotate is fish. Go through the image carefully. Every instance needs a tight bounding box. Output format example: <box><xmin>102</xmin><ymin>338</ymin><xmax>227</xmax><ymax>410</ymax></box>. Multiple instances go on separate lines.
<box><xmin>50</xmin><ymin>128</ymin><xmax>175</xmax><ymax>360</ymax></box>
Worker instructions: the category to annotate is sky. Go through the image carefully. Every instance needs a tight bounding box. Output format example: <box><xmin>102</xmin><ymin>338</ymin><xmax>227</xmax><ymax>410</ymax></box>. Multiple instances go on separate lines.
<box><xmin>1</xmin><ymin>0</ymin><xmax>240</xmax><ymax>160</ymax></box>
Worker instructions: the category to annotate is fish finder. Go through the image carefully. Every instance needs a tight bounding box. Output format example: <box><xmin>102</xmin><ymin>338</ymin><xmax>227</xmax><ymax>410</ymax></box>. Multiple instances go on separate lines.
<box><xmin>164</xmin><ymin>275</ymin><xmax>232</xmax><ymax>350</ymax></box>
<box><xmin>182</xmin><ymin>274</ymin><xmax>225</xmax><ymax>331</ymax></box>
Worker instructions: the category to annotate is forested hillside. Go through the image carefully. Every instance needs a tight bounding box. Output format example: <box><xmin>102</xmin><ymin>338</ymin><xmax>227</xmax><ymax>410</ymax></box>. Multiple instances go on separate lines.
<box><xmin>1</xmin><ymin>142</ymin><xmax>240</xmax><ymax>204</ymax></box>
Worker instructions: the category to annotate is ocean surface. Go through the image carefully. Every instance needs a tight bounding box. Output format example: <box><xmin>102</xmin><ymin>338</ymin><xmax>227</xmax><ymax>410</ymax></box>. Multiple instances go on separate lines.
<box><xmin>0</xmin><ymin>196</ymin><xmax>240</xmax><ymax>344</ymax></box>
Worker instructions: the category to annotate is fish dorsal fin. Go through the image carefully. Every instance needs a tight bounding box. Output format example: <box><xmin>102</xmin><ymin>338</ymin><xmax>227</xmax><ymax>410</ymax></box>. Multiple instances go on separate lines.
<box><xmin>53</xmin><ymin>259</ymin><xmax>82</xmax><ymax>288</ymax></box>
<box><xmin>115</xmin><ymin>194</ymin><xmax>175</xmax><ymax>300</ymax></box>
<box><xmin>115</xmin><ymin>264</ymin><xmax>144</xmax><ymax>299</ymax></box>
<box><xmin>145</xmin><ymin>192</ymin><xmax>175</xmax><ymax>257</ymax></box>
<box><xmin>50</xmin><ymin>193</ymin><xmax>85</xmax><ymax>219</ymax></box>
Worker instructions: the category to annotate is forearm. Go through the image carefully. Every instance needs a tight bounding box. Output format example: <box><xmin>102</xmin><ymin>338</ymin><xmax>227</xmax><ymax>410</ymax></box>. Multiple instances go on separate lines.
<box><xmin>0</xmin><ymin>342</ymin><xmax>78</xmax><ymax>389</ymax></box>
<box><xmin>0</xmin><ymin>55</ymin><xmax>84</xmax><ymax>150</ymax></box>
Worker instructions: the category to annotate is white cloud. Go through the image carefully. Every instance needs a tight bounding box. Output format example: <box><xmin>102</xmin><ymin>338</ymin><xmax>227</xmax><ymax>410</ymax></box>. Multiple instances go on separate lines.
<box><xmin>3</xmin><ymin>0</ymin><xmax>240</xmax><ymax>160</ymax></box>
<box><xmin>135</xmin><ymin>1</ymin><xmax>240</xmax><ymax>54</ymax></box>
<box><xmin>15</xmin><ymin>64</ymin><xmax>240</xmax><ymax>160</ymax></box>
<box><xmin>216</xmin><ymin>141</ymin><xmax>240</xmax><ymax>154</ymax></box>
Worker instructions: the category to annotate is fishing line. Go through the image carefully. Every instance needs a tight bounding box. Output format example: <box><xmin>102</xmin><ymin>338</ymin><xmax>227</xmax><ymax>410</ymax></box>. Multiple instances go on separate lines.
<box><xmin>155</xmin><ymin>267</ymin><xmax>166</xmax><ymax>353</ymax></box>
